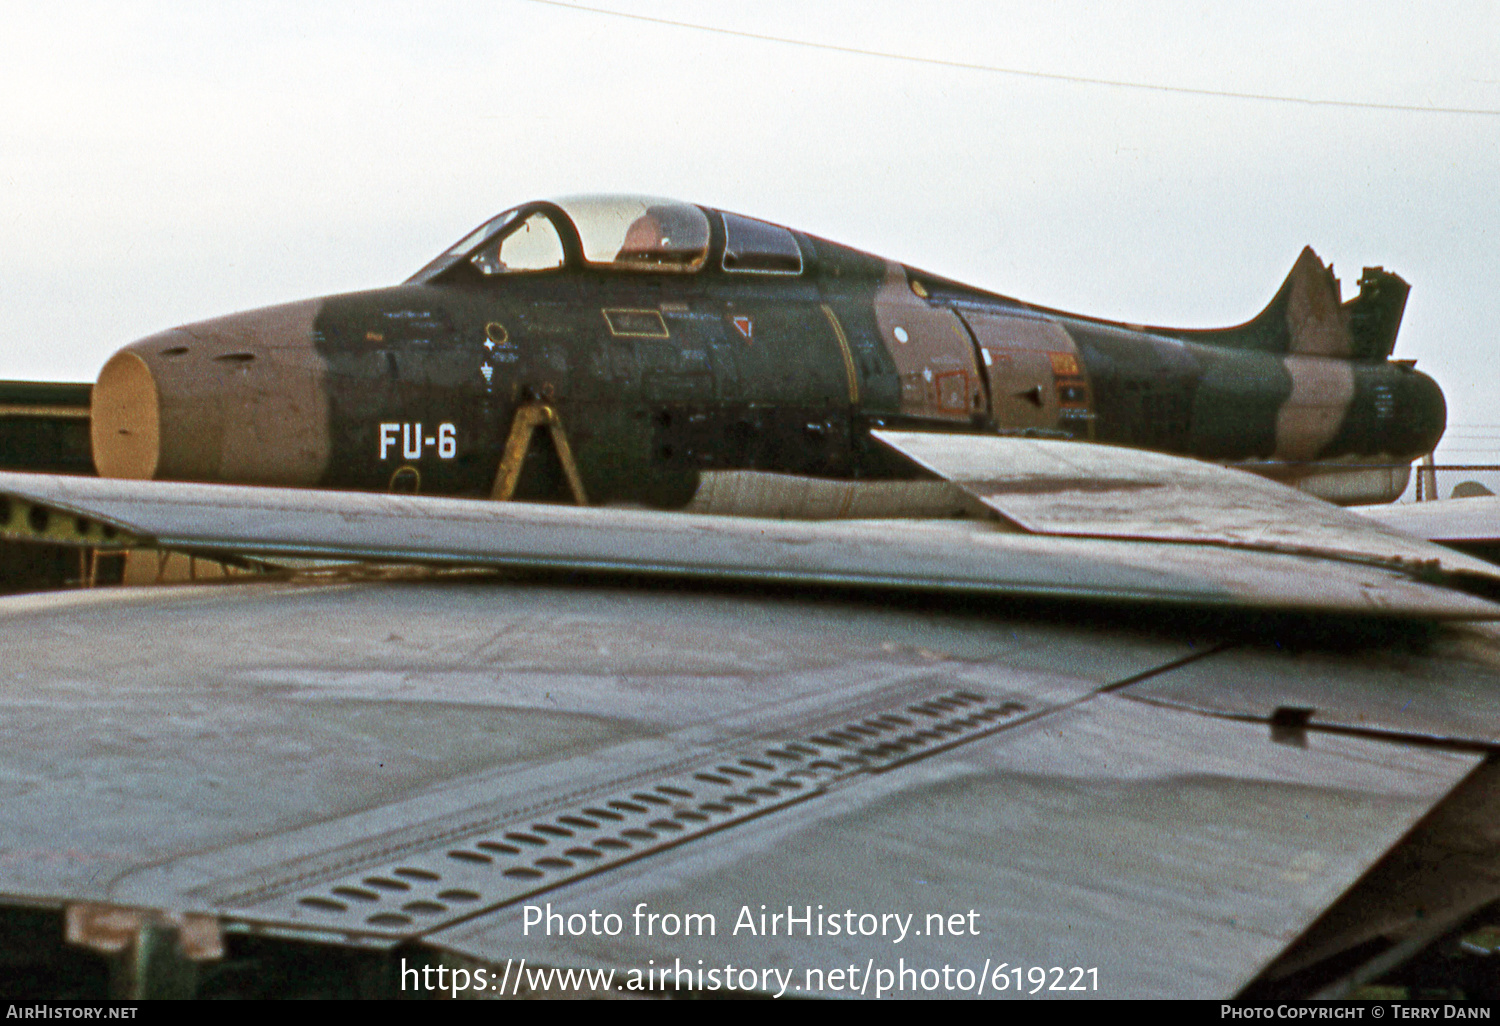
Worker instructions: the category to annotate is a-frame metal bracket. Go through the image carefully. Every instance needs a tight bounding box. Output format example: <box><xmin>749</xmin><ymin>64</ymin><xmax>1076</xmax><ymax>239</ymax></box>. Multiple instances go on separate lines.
<box><xmin>489</xmin><ymin>403</ymin><xmax>589</xmax><ymax>505</ymax></box>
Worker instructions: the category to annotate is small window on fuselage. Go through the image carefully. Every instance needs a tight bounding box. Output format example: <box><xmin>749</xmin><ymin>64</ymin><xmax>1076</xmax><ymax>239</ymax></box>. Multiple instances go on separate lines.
<box><xmin>471</xmin><ymin>212</ymin><xmax>566</xmax><ymax>275</ymax></box>
<box><xmin>721</xmin><ymin>212</ymin><xmax>802</xmax><ymax>274</ymax></box>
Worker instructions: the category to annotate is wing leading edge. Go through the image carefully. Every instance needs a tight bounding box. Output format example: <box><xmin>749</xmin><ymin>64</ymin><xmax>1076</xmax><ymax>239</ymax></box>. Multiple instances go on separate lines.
<box><xmin>0</xmin><ymin>466</ymin><xmax>1496</xmax><ymax>619</ymax></box>
<box><xmin>1</xmin><ymin>441</ymin><xmax>1498</xmax><ymax>996</ymax></box>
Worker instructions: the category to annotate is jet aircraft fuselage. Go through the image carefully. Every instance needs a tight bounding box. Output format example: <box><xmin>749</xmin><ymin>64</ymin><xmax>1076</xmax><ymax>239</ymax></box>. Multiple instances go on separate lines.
<box><xmin>89</xmin><ymin>196</ymin><xmax>1443</xmax><ymax>507</ymax></box>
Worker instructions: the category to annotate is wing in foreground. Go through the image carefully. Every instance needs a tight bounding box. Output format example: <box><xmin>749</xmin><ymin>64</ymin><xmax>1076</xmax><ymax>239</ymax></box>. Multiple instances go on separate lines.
<box><xmin>0</xmin><ymin>467</ymin><xmax>1497</xmax><ymax>620</ymax></box>
<box><xmin>0</xmin><ymin>577</ymin><xmax>1494</xmax><ymax>999</ymax></box>
<box><xmin>2</xmin><ymin>453</ymin><xmax>1500</xmax><ymax>998</ymax></box>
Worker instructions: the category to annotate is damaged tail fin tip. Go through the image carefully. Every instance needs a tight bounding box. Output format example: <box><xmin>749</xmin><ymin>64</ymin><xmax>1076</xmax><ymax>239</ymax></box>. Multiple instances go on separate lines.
<box><xmin>1345</xmin><ymin>262</ymin><xmax>1411</xmax><ymax>360</ymax></box>
<box><xmin>1276</xmin><ymin>247</ymin><xmax>1410</xmax><ymax>360</ymax></box>
<box><xmin>1186</xmin><ymin>248</ymin><xmax>1409</xmax><ymax>360</ymax></box>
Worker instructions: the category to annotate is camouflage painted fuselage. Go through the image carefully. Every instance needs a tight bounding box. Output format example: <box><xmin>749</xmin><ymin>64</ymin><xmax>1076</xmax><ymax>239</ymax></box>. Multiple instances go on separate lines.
<box><xmin>91</xmin><ymin>197</ymin><xmax>1443</xmax><ymax>508</ymax></box>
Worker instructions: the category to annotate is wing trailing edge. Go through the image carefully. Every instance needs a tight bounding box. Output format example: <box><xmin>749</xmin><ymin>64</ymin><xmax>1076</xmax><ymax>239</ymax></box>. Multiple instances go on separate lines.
<box><xmin>874</xmin><ymin>430</ymin><xmax>1500</xmax><ymax>600</ymax></box>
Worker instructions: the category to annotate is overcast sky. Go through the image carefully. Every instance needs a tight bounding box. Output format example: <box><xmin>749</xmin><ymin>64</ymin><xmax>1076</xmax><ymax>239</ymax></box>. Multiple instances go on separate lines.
<box><xmin>2</xmin><ymin>1</ymin><xmax>1497</xmax><ymax>462</ymax></box>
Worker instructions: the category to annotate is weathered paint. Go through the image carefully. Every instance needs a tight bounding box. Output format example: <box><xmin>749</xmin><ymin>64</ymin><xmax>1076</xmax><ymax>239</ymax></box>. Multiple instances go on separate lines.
<box><xmin>94</xmin><ymin>300</ymin><xmax>331</xmax><ymax>486</ymax></box>
<box><xmin>958</xmin><ymin>310</ymin><xmax>1082</xmax><ymax>433</ymax></box>
<box><xmin>1275</xmin><ymin>355</ymin><xmax>1356</xmax><ymax>461</ymax></box>
<box><xmin>0</xmin><ymin>573</ymin><xmax>1486</xmax><ymax>997</ymax></box>
<box><xmin>872</xmin><ymin>261</ymin><xmax>983</xmax><ymax>421</ymax></box>
<box><xmin>89</xmin><ymin>197</ymin><xmax>1444</xmax><ymax>509</ymax></box>
<box><xmin>1284</xmin><ymin>247</ymin><xmax>1352</xmax><ymax>358</ymax></box>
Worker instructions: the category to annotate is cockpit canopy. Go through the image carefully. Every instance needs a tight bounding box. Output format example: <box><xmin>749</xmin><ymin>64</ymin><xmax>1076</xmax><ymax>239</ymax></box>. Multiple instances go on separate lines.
<box><xmin>408</xmin><ymin>195</ymin><xmax>803</xmax><ymax>283</ymax></box>
<box><xmin>565</xmin><ymin>196</ymin><xmax>710</xmax><ymax>271</ymax></box>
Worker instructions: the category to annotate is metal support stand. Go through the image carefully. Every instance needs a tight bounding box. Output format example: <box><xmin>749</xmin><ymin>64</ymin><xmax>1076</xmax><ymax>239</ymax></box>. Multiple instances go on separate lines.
<box><xmin>489</xmin><ymin>403</ymin><xmax>589</xmax><ymax>505</ymax></box>
<box><xmin>1418</xmin><ymin>452</ymin><xmax>1437</xmax><ymax>502</ymax></box>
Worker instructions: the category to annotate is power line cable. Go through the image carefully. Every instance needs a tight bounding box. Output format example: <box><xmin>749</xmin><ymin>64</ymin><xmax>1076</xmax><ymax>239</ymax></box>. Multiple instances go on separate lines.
<box><xmin>519</xmin><ymin>0</ymin><xmax>1500</xmax><ymax>117</ymax></box>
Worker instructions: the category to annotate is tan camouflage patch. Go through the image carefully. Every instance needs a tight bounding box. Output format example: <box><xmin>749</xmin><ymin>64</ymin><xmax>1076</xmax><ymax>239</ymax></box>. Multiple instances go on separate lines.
<box><xmin>91</xmin><ymin>350</ymin><xmax>161</xmax><ymax>479</ymax></box>
<box><xmin>1285</xmin><ymin>248</ymin><xmax>1352</xmax><ymax>358</ymax></box>
<box><xmin>93</xmin><ymin>300</ymin><xmax>332</xmax><ymax>485</ymax></box>
<box><xmin>958</xmin><ymin>310</ymin><xmax>1087</xmax><ymax>431</ymax></box>
<box><xmin>873</xmin><ymin>261</ymin><xmax>983</xmax><ymax>419</ymax></box>
<box><xmin>1275</xmin><ymin>354</ymin><xmax>1356</xmax><ymax>461</ymax></box>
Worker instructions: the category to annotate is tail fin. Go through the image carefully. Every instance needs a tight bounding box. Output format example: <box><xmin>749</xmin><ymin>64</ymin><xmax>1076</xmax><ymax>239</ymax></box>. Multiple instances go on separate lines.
<box><xmin>1167</xmin><ymin>247</ymin><xmax>1409</xmax><ymax>360</ymax></box>
<box><xmin>1343</xmin><ymin>264</ymin><xmax>1410</xmax><ymax>360</ymax></box>
<box><xmin>1280</xmin><ymin>246</ymin><xmax>1352</xmax><ymax>357</ymax></box>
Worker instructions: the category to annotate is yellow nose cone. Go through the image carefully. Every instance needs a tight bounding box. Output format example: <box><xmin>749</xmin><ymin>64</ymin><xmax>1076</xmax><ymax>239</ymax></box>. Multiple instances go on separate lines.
<box><xmin>91</xmin><ymin>350</ymin><xmax>161</xmax><ymax>479</ymax></box>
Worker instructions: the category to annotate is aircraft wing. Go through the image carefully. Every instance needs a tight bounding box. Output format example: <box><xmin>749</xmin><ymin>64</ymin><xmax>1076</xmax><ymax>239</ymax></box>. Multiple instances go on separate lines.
<box><xmin>1</xmin><ymin>574</ymin><xmax>1494</xmax><ymax>1000</ymax></box>
<box><xmin>1</xmin><ymin>445</ymin><xmax>1499</xmax><ymax>998</ymax></box>
<box><xmin>1</xmin><ymin>462</ymin><xmax>1498</xmax><ymax>620</ymax></box>
<box><xmin>871</xmin><ymin>430</ymin><xmax>1494</xmax><ymax>570</ymax></box>
<box><xmin>1354</xmin><ymin>494</ymin><xmax>1500</xmax><ymax>548</ymax></box>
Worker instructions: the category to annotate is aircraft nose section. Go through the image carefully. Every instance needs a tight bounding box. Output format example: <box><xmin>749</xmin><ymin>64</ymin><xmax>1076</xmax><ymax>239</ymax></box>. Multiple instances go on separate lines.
<box><xmin>91</xmin><ymin>340</ymin><xmax>174</xmax><ymax>479</ymax></box>
<box><xmin>90</xmin><ymin>300</ymin><xmax>331</xmax><ymax>484</ymax></box>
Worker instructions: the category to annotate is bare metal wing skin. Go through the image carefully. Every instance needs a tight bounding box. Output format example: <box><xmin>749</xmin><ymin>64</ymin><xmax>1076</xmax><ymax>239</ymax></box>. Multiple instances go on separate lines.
<box><xmin>0</xmin><ymin>578</ymin><xmax>1490</xmax><ymax>999</ymax></box>
<box><xmin>0</xmin><ymin>458</ymin><xmax>1498</xmax><ymax>620</ymax></box>
<box><xmin>1355</xmin><ymin>495</ymin><xmax>1500</xmax><ymax>547</ymax></box>
<box><xmin>1</xmin><ymin>454</ymin><xmax>1500</xmax><ymax>998</ymax></box>
<box><xmin>872</xmin><ymin>430</ymin><xmax>1495</xmax><ymax>570</ymax></box>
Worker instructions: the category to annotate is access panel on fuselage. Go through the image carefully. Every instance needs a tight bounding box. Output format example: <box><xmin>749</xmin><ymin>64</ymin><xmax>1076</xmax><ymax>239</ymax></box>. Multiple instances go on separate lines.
<box><xmin>313</xmin><ymin>288</ymin><xmax>491</xmax><ymax>494</ymax></box>
<box><xmin>1067</xmin><ymin>322</ymin><xmax>1199</xmax><ymax>452</ymax></box>
<box><xmin>872</xmin><ymin>263</ymin><xmax>985</xmax><ymax>422</ymax></box>
<box><xmin>670</xmin><ymin>274</ymin><xmax>857</xmax><ymax>477</ymax></box>
<box><xmin>958</xmin><ymin>309</ymin><xmax>1092</xmax><ymax>436</ymax></box>
<box><xmin>573</xmin><ymin>269</ymin><xmax>860</xmax><ymax>493</ymax></box>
